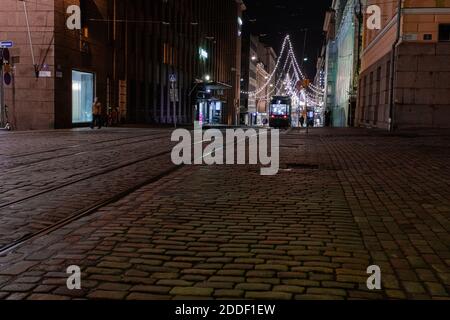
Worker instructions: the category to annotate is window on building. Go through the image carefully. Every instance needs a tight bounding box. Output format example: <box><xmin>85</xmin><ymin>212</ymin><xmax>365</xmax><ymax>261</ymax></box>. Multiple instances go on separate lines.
<box><xmin>439</xmin><ymin>24</ymin><xmax>450</xmax><ymax>41</ymax></box>
<box><xmin>80</xmin><ymin>0</ymin><xmax>88</xmax><ymax>28</ymax></box>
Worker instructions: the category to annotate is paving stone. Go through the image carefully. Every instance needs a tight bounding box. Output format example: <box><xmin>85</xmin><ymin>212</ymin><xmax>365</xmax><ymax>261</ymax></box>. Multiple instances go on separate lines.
<box><xmin>213</xmin><ymin>289</ymin><xmax>245</xmax><ymax>298</ymax></box>
<box><xmin>0</xmin><ymin>261</ymin><xmax>38</xmax><ymax>276</ymax></box>
<box><xmin>306</xmin><ymin>288</ymin><xmax>347</xmax><ymax>296</ymax></box>
<box><xmin>245</xmin><ymin>291</ymin><xmax>292</xmax><ymax>300</ymax></box>
<box><xmin>169</xmin><ymin>287</ymin><xmax>213</xmax><ymax>296</ymax></box>
<box><xmin>402</xmin><ymin>281</ymin><xmax>426</xmax><ymax>294</ymax></box>
<box><xmin>235</xmin><ymin>283</ymin><xmax>271</xmax><ymax>291</ymax></box>
<box><xmin>97</xmin><ymin>283</ymin><xmax>132</xmax><ymax>291</ymax></box>
<box><xmin>130</xmin><ymin>285</ymin><xmax>171</xmax><ymax>294</ymax></box>
<box><xmin>28</xmin><ymin>294</ymin><xmax>71</xmax><ymax>300</ymax></box>
<box><xmin>273</xmin><ymin>285</ymin><xmax>306</xmax><ymax>294</ymax></box>
<box><xmin>87</xmin><ymin>290</ymin><xmax>128</xmax><ymax>300</ymax></box>
<box><xmin>126</xmin><ymin>293</ymin><xmax>172</xmax><ymax>300</ymax></box>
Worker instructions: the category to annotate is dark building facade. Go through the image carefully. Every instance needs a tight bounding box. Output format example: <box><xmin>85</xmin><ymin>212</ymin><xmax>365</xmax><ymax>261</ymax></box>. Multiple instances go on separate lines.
<box><xmin>114</xmin><ymin>0</ymin><xmax>245</xmax><ymax>126</ymax></box>
<box><xmin>0</xmin><ymin>0</ymin><xmax>245</xmax><ymax>130</ymax></box>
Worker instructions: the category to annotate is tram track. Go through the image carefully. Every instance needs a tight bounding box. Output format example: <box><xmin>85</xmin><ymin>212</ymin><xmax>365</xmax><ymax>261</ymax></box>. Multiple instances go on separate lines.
<box><xmin>0</xmin><ymin>146</ymin><xmax>175</xmax><ymax>209</ymax></box>
<box><xmin>1</xmin><ymin>133</ymin><xmax>171</xmax><ymax>173</ymax></box>
<box><xmin>0</xmin><ymin>164</ymin><xmax>183</xmax><ymax>256</ymax></box>
<box><xmin>4</xmin><ymin>130</ymin><xmax>170</xmax><ymax>159</ymax></box>
<box><xmin>0</xmin><ymin>128</ymin><xmax>277</xmax><ymax>257</ymax></box>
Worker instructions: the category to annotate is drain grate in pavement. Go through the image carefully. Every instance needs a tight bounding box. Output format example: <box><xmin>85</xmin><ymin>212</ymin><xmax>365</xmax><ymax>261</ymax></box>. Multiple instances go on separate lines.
<box><xmin>283</xmin><ymin>163</ymin><xmax>320</xmax><ymax>170</ymax></box>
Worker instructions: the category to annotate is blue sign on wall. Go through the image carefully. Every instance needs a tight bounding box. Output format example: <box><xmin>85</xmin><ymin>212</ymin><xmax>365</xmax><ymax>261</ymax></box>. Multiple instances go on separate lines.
<box><xmin>0</xmin><ymin>41</ymin><xmax>13</xmax><ymax>48</ymax></box>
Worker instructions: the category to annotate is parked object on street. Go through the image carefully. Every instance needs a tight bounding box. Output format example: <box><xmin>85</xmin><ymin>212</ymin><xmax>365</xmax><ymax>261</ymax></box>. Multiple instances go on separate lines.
<box><xmin>0</xmin><ymin>105</ymin><xmax>11</xmax><ymax>131</ymax></box>
<box><xmin>107</xmin><ymin>107</ymin><xmax>119</xmax><ymax>127</ymax></box>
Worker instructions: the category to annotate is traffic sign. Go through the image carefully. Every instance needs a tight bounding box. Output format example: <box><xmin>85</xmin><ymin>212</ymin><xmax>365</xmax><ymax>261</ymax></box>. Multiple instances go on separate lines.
<box><xmin>170</xmin><ymin>88</ymin><xmax>179</xmax><ymax>102</ymax></box>
<box><xmin>169</xmin><ymin>74</ymin><xmax>177</xmax><ymax>82</ymax></box>
<box><xmin>4</xmin><ymin>73</ymin><xmax>11</xmax><ymax>85</ymax></box>
<box><xmin>0</xmin><ymin>41</ymin><xmax>13</xmax><ymax>48</ymax></box>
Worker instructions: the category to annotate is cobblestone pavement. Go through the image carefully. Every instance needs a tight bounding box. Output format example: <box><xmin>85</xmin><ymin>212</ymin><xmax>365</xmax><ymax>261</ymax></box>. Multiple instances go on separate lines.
<box><xmin>0</xmin><ymin>127</ymin><xmax>449</xmax><ymax>300</ymax></box>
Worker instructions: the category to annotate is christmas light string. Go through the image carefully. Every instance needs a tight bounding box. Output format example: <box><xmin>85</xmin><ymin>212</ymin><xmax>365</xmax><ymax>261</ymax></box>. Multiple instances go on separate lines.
<box><xmin>241</xmin><ymin>35</ymin><xmax>325</xmax><ymax>108</ymax></box>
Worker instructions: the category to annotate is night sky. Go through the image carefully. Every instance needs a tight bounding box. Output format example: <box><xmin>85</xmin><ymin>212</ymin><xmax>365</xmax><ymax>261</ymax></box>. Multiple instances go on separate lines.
<box><xmin>242</xmin><ymin>0</ymin><xmax>332</xmax><ymax>79</ymax></box>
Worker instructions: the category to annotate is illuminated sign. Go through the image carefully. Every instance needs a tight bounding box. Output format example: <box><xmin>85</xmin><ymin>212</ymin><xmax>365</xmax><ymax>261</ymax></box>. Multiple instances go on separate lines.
<box><xmin>199</xmin><ymin>48</ymin><xmax>208</xmax><ymax>60</ymax></box>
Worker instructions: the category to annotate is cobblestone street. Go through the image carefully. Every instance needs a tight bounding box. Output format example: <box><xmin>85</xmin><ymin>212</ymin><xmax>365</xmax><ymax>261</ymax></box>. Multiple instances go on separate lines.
<box><xmin>0</xmin><ymin>127</ymin><xmax>449</xmax><ymax>300</ymax></box>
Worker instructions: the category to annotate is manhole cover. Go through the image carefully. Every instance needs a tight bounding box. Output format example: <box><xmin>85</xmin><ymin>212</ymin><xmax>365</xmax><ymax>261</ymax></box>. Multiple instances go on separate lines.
<box><xmin>284</xmin><ymin>163</ymin><xmax>319</xmax><ymax>170</ymax></box>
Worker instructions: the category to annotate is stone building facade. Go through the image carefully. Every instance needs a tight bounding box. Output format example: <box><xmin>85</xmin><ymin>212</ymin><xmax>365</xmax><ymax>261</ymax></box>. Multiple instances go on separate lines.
<box><xmin>357</xmin><ymin>0</ymin><xmax>450</xmax><ymax>129</ymax></box>
<box><xmin>0</xmin><ymin>0</ymin><xmax>110</xmax><ymax>130</ymax></box>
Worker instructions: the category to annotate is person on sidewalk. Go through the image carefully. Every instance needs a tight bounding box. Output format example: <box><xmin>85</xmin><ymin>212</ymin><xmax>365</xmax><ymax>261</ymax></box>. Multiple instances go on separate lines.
<box><xmin>91</xmin><ymin>97</ymin><xmax>102</xmax><ymax>129</ymax></box>
<box><xmin>299</xmin><ymin>115</ymin><xmax>305</xmax><ymax>128</ymax></box>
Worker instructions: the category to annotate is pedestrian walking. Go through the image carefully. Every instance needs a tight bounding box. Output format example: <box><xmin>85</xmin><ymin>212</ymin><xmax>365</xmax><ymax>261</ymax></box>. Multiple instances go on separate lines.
<box><xmin>299</xmin><ymin>115</ymin><xmax>305</xmax><ymax>128</ymax></box>
<box><xmin>91</xmin><ymin>97</ymin><xmax>102</xmax><ymax>129</ymax></box>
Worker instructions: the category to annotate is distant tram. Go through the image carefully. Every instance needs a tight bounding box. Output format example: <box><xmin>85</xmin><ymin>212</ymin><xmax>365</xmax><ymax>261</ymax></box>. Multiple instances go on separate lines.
<box><xmin>269</xmin><ymin>96</ymin><xmax>292</xmax><ymax>128</ymax></box>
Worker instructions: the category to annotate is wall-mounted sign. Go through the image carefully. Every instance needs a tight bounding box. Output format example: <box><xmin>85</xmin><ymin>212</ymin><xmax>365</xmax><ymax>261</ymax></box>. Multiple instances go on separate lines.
<box><xmin>39</xmin><ymin>71</ymin><xmax>52</xmax><ymax>78</ymax></box>
<box><xmin>4</xmin><ymin>72</ymin><xmax>11</xmax><ymax>85</ymax></box>
<box><xmin>0</xmin><ymin>41</ymin><xmax>13</xmax><ymax>48</ymax></box>
<box><xmin>403</xmin><ymin>33</ymin><xmax>418</xmax><ymax>41</ymax></box>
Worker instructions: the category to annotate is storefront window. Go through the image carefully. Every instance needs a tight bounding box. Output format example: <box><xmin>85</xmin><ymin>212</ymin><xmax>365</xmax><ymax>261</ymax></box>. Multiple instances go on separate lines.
<box><xmin>72</xmin><ymin>70</ymin><xmax>94</xmax><ymax>123</ymax></box>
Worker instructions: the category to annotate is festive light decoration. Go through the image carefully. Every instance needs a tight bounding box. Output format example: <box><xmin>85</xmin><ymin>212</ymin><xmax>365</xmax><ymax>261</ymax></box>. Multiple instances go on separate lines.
<box><xmin>241</xmin><ymin>33</ymin><xmax>326</xmax><ymax>127</ymax></box>
<box><xmin>241</xmin><ymin>36</ymin><xmax>291</xmax><ymax>96</ymax></box>
<box><xmin>241</xmin><ymin>35</ymin><xmax>325</xmax><ymax>108</ymax></box>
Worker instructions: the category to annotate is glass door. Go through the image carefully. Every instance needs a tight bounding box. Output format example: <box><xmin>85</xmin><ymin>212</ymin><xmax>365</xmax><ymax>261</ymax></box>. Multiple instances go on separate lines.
<box><xmin>72</xmin><ymin>70</ymin><xmax>94</xmax><ymax>124</ymax></box>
